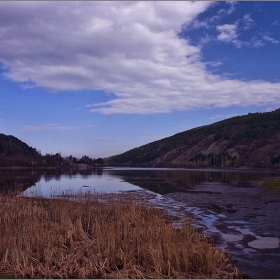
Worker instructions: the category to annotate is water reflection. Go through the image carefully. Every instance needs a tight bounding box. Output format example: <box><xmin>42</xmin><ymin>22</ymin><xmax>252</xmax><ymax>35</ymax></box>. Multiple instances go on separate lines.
<box><xmin>21</xmin><ymin>168</ymin><xmax>142</xmax><ymax>198</ymax></box>
<box><xmin>0</xmin><ymin>168</ymin><xmax>41</xmax><ymax>195</ymax></box>
<box><xmin>102</xmin><ymin>168</ymin><xmax>280</xmax><ymax>196</ymax></box>
<box><xmin>1</xmin><ymin>167</ymin><xmax>280</xmax><ymax>196</ymax></box>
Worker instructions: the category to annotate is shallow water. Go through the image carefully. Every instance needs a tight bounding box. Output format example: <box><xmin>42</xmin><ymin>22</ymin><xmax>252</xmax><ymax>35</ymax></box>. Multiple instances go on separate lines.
<box><xmin>1</xmin><ymin>167</ymin><xmax>280</xmax><ymax>278</ymax></box>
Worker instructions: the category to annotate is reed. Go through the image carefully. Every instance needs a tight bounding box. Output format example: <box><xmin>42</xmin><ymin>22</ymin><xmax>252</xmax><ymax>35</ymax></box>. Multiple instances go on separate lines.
<box><xmin>0</xmin><ymin>191</ymin><xmax>241</xmax><ymax>278</ymax></box>
<box><xmin>264</xmin><ymin>180</ymin><xmax>280</xmax><ymax>188</ymax></box>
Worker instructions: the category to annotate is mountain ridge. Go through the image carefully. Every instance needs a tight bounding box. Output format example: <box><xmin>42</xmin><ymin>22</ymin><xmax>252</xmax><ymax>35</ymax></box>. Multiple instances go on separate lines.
<box><xmin>106</xmin><ymin>108</ymin><xmax>280</xmax><ymax>169</ymax></box>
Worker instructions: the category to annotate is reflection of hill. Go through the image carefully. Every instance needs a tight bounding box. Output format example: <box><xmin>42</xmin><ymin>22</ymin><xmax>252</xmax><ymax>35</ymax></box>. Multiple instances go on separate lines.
<box><xmin>0</xmin><ymin>169</ymin><xmax>41</xmax><ymax>195</ymax></box>
<box><xmin>0</xmin><ymin>168</ymin><xmax>105</xmax><ymax>195</ymax></box>
<box><xmin>108</xmin><ymin>169</ymin><xmax>280</xmax><ymax>195</ymax></box>
<box><xmin>125</xmin><ymin>177</ymin><xmax>191</xmax><ymax>195</ymax></box>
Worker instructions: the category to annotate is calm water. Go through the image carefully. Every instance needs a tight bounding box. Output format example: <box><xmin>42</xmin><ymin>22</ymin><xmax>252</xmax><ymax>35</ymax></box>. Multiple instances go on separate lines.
<box><xmin>1</xmin><ymin>167</ymin><xmax>280</xmax><ymax>278</ymax></box>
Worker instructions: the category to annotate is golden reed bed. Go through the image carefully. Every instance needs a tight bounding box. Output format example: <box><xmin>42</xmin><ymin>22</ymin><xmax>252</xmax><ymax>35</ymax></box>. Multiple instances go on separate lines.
<box><xmin>0</xmin><ymin>192</ymin><xmax>242</xmax><ymax>278</ymax></box>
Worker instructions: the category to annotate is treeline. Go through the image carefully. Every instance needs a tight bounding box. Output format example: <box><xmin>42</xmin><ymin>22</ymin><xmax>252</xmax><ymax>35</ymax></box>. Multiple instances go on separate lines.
<box><xmin>271</xmin><ymin>155</ymin><xmax>280</xmax><ymax>169</ymax></box>
<box><xmin>64</xmin><ymin>155</ymin><xmax>105</xmax><ymax>167</ymax></box>
<box><xmin>171</xmin><ymin>153</ymin><xmax>238</xmax><ymax>168</ymax></box>
<box><xmin>0</xmin><ymin>134</ymin><xmax>104</xmax><ymax>168</ymax></box>
<box><xmin>0</xmin><ymin>151</ymin><xmax>105</xmax><ymax>168</ymax></box>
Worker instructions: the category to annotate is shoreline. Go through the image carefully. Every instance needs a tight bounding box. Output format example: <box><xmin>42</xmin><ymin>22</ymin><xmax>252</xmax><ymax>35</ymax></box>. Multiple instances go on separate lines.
<box><xmin>1</xmin><ymin>165</ymin><xmax>280</xmax><ymax>172</ymax></box>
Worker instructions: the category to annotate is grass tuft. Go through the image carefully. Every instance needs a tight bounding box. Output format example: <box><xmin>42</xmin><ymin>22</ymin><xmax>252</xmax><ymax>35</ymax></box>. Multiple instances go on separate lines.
<box><xmin>0</xmin><ymin>192</ymin><xmax>242</xmax><ymax>278</ymax></box>
<box><xmin>264</xmin><ymin>180</ymin><xmax>280</xmax><ymax>188</ymax></box>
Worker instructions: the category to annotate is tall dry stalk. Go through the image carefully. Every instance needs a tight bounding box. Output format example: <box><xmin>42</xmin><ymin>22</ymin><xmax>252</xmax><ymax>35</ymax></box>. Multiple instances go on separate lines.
<box><xmin>0</xmin><ymin>192</ymin><xmax>241</xmax><ymax>279</ymax></box>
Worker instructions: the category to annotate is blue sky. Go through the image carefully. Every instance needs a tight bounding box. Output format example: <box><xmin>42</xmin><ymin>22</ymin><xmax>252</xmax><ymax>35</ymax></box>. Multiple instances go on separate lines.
<box><xmin>0</xmin><ymin>1</ymin><xmax>280</xmax><ymax>158</ymax></box>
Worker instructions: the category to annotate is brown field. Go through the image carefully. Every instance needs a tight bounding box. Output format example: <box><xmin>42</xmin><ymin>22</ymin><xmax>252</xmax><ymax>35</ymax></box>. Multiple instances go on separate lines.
<box><xmin>0</xmin><ymin>191</ymin><xmax>242</xmax><ymax>279</ymax></box>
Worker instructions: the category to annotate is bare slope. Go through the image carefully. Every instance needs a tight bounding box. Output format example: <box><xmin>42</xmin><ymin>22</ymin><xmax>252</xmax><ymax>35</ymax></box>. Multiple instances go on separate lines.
<box><xmin>106</xmin><ymin>109</ymin><xmax>280</xmax><ymax>168</ymax></box>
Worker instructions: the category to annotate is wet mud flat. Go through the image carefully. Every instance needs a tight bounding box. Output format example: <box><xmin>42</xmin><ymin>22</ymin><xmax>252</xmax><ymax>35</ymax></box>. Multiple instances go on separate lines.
<box><xmin>163</xmin><ymin>180</ymin><xmax>280</xmax><ymax>279</ymax></box>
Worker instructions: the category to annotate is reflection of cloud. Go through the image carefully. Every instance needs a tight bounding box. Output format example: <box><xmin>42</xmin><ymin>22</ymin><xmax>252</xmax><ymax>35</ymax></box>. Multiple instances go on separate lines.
<box><xmin>22</xmin><ymin>124</ymin><xmax>81</xmax><ymax>131</ymax></box>
<box><xmin>0</xmin><ymin>2</ymin><xmax>279</xmax><ymax>115</ymax></box>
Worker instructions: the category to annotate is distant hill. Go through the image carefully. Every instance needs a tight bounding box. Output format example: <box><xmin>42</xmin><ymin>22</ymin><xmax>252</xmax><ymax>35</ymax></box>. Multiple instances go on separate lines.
<box><xmin>0</xmin><ymin>134</ymin><xmax>65</xmax><ymax>168</ymax></box>
<box><xmin>0</xmin><ymin>134</ymin><xmax>103</xmax><ymax>168</ymax></box>
<box><xmin>106</xmin><ymin>108</ymin><xmax>280</xmax><ymax>169</ymax></box>
<box><xmin>0</xmin><ymin>134</ymin><xmax>42</xmax><ymax>167</ymax></box>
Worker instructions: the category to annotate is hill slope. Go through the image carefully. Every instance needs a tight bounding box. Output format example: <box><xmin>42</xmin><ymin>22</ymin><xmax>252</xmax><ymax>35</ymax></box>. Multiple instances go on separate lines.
<box><xmin>106</xmin><ymin>109</ymin><xmax>280</xmax><ymax>168</ymax></box>
<box><xmin>0</xmin><ymin>134</ymin><xmax>42</xmax><ymax>167</ymax></box>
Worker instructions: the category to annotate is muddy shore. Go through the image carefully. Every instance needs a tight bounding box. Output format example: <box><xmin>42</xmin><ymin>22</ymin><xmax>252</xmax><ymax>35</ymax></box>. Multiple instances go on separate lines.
<box><xmin>162</xmin><ymin>178</ymin><xmax>280</xmax><ymax>279</ymax></box>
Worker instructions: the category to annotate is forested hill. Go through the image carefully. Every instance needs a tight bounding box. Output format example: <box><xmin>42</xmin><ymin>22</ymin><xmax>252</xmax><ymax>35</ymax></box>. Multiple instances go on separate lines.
<box><xmin>0</xmin><ymin>134</ymin><xmax>66</xmax><ymax>168</ymax></box>
<box><xmin>0</xmin><ymin>134</ymin><xmax>42</xmax><ymax>167</ymax></box>
<box><xmin>0</xmin><ymin>134</ymin><xmax>104</xmax><ymax>168</ymax></box>
<box><xmin>106</xmin><ymin>108</ymin><xmax>280</xmax><ymax>169</ymax></box>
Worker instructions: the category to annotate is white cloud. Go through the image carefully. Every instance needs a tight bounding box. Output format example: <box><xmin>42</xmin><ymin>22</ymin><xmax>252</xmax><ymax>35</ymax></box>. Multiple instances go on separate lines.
<box><xmin>263</xmin><ymin>35</ymin><xmax>279</xmax><ymax>44</ymax></box>
<box><xmin>210</xmin><ymin>114</ymin><xmax>223</xmax><ymax>120</ymax></box>
<box><xmin>242</xmin><ymin>14</ymin><xmax>254</xmax><ymax>30</ymax></box>
<box><xmin>190</xmin><ymin>19</ymin><xmax>210</xmax><ymax>29</ymax></box>
<box><xmin>0</xmin><ymin>2</ymin><xmax>280</xmax><ymax>115</ymax></box>
<box><xmin>205</xmin><ymin>61</ymin><xmax>222</xmax><ymax>67</ymax></box>
<box><xmin>91</xmin><ymin>135</ymin><xmax>125</xmax><ymax>141</ymax></box>
<box><xmin>217</xmin><ymin>22</ymin><xmax>247</xmax><ymax>48</ymax></box>
<box><xmin>199</xmin><ymin>34</ymin><xmax>214</xmax><ymax>46</ymax></box>
<box><xmin>251</xmin><ymin>39</ymin><xmax>266</xmax><ymax>48</ymax></box>
<box><xmin>249</xmin><ymin>33</ymin><xmax>279</xmax><ymax>48</ymax></box>
<box><xmin>91</xmin><ymin>134</ymin><xmax>167</xmax><ymax>144</ymax></box>
<box><xmin>84</xmin><ymin>124</ymin><xmax>97</xmax><ymax>128</ymax></box>
<box><xmin>210</xmin><ymin>113</ymin><xmax>238</xmax><ymax>120</ymax></box>
<box><xmin>226</xmin><ymin>1</ymin><xmax>237</xmax><ymax>14</ymax></box>
<box><xmin>22</xmin><ymin>124</ymin><xmax>81</xmax><ymax>131</ymax></box>
<box><xmin>217</xmin><ymin>24</ymin><xmax>238</xmax><ymax>42</ymax></box>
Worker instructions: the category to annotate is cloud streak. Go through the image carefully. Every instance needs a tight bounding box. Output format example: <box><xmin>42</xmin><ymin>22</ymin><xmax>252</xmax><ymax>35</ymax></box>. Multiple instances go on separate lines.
<box><xmin>22</xmin><ymin>124</ymin><xmax>81</xmax><ymax>131</ymax></box>
<box><xmin>0</xmin><ymin>2</ymin><xmax>280</xmax><ymax>114</ymax></box>
<box><xmin>91</xmin><ymin>135</ymin><xmax>125</xmax><ymax>141</ymax></box>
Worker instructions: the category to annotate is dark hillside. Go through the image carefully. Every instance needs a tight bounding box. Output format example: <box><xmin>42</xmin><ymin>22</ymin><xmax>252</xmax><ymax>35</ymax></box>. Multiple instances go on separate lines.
<box><xmin>0</xmin><ymin>134</ymin><xmax>41</xmax><ymax>167</ymax></box>
<box><xmin>106</xmin><ymin>109</ymin><xmax>280</xmax><ymax>168</ymax></box>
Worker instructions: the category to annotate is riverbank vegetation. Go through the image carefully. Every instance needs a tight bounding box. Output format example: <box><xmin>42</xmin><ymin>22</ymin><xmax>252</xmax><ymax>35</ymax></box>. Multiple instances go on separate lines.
<box><xmin>263</xmin><ymin>180</ymin><xmax>280</xmax><ymax>188</ymax></box>
<box><xmin>0</xmin><ymin>192</ymin><xmax>242</xmax><ymax>279</ymax></box>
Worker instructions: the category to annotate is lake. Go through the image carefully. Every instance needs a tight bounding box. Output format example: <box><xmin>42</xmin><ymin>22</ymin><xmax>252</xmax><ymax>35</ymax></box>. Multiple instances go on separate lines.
<box><xmin>1</xmin><ymin>167</ymin><xmax>280</xmax><ymax>278</ymax></box>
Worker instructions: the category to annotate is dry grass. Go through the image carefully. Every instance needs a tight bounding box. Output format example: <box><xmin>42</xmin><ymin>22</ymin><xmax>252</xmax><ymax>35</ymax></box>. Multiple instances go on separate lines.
<box><xmin>264</xmin><ymin>180</ymin><xmax>280</xmax><ymax>188</ymax></box>
<box><xmin>0</xmin><ymin>192</ymin><xmax>241</xmax><ymax>279</ymax></box>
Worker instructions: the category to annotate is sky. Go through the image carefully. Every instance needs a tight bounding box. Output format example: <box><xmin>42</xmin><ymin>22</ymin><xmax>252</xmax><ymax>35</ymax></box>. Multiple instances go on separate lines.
<box><xmin>0</xmin><ymin>1</ymin><xmax>280</xmax><ymax>159</ymax></box>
